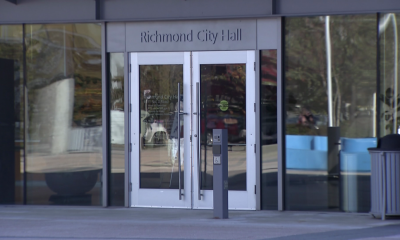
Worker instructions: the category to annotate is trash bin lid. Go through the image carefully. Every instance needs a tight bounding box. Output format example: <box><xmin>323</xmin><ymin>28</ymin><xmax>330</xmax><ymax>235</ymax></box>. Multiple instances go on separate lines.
<box><xmin>369</xmin><ymin>134</ymin><xmax>400</xmax><ymax>151</ymax></box>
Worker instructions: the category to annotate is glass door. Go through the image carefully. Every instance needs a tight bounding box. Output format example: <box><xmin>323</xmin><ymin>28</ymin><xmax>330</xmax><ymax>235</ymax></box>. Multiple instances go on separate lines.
<box><xmin>130</xmin><ymin>51</ymin><xmax>255</xmax><ymax>209</ymax></box>
<box><xmin>130</xmin><ymin>52</ymin><xmax>191</xmax><ymax>208</ymax></box>
<box><xmin>192</xmin><ymin>51</ymin><xmax>256</xmax><ymax>210</ymax></box>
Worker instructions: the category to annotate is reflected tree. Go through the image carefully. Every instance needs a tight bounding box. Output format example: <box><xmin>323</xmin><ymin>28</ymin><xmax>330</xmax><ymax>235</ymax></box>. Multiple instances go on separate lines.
<box><xmin>285</xmin><ymin>15</ymin><xmax>376</xmax><ymax>138</ymax></box>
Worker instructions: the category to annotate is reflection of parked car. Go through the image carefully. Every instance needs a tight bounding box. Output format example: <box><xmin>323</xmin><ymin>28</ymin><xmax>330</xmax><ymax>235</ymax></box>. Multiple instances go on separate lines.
<box><xmin>313</xmin><ymin>115</ymin><xmax>328</xmax><ymax>127</ymax></box>
<box><xmin>142</xmin><ymin>111</ymin><xmax>169</xmax><ymax>145</ymax></box>
<box><xmin>200</xmin><ymin>77</ymin><xmax>246</xmax><ymax>145</ymax></box>
<box><xmin>201</xmin><ymin>107</ymin><xmax>246</xmax><ymax>145</ymax></box>
<box><xmin>78</xmin><ymin>115</ymin><xmax>100</xmax><ymax>128</ymax></box>
<box><xmin>261</xmin><ymin>101</ymin><xmax>277</xmax><ymax>144</ymax></box>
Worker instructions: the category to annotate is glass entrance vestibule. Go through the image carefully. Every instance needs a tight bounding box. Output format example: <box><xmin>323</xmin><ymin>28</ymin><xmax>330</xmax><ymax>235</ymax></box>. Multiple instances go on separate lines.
<box><xmin>107</xmin><ymin>18</ymin><xmax>281</xmax><ymax>210</ymax></box>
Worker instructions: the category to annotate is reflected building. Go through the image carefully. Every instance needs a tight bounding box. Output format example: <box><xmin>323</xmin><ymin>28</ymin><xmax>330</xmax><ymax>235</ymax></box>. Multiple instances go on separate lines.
<box><xmin>22</xmin><ymin>24</ymin><xmax>102</xmax><ymax>206</ymax></box>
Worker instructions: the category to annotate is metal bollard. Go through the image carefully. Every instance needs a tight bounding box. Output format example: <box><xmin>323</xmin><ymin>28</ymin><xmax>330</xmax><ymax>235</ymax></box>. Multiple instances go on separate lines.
<box><xmin>213</xmin><ymin>129</ymin><xmax>228</xmax><ymax>219</ymax></box>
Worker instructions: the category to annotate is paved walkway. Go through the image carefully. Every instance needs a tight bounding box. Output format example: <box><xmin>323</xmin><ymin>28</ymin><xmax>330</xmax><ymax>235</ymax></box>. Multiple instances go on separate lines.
<box><xmin>0</xmin><ymin>206</ymin><xmax>400</xmax><ymax>240</ymax></box>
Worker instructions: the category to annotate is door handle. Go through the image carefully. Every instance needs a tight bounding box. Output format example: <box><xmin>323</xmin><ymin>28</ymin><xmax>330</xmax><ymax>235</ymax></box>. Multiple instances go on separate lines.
<box><xmin>195</xmin><ymin>82</ymin><xmax>203</xmax><ymax>200</ymax></box>
<box><xmin>177</xmin><ymin>83</ymin><xmax>186</xmax><ymax>200</ymax></box>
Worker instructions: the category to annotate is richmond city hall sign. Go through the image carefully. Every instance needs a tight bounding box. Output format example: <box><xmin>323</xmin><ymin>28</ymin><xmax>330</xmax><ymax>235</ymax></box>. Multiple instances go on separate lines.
<box><xmin>140</xmin><ymin>29</ymin><xmax>243</xmax><ymax>44</ymax></box>
<box><xmin>125</xmin><ymin>20</ymin><xmax>256</xmax><ymax>51</ymax></box>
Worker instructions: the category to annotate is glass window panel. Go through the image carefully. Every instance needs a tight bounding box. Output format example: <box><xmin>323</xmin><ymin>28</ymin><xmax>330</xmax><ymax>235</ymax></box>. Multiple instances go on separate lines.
<box><xmin>285</xmin><ymin>15</ymin><xmax>376</xmax><ymax>211</ymax></box>
<box><xmin>200</xmin><ymin>64</ymin><xmax>247</xmax><ymax>191</ymax></box>
<box><xmin>25</xmin><ymin>24</ymin><xmax>102</xmax><ymax>205</ymax></box>
<box><xmin>331</xmin><ymin>15</ymin><xmax>376</xmax><ymax>213</ymax></box>
<box><xmin>380</xmin><ymin>13</ymin><xmax>400</xmax><ymax>136</ymax></box>
<box><xmin>260</xmin><ymin>50</ymin><xmax>278</xmax><ymax>210</ymax></box>
<box><xmin>110</xmin><ymin>53</ymin><xmax>124</xmax><ymax>206</ymax></box>
<box><xmin>285</xmin><ymin>16</ymin><xmax>329</xmax><ymax>211</ymax></box>
<box><xmin>0</xmin><ymin>25</ymin><xmax>24</xmax><ymax>204</ymax></box>
<box><xmin>139</xmin><ymin>65</ymin><xmax>184</xmax><ymax>189</ymax></box>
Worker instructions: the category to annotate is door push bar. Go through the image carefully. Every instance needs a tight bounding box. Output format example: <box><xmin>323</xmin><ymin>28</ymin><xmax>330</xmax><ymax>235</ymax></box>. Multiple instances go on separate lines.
<box><xmin>177</xmin><ymin>83</ymin><xmax>188</xmax><ymax>200</ymax></box>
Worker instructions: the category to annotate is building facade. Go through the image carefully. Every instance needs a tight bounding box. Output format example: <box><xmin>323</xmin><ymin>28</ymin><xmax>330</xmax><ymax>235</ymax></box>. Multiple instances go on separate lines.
<box><xmin>0</xmin><ymin>0</ymin><xmax>399</xmax><ymax>212</ymax></box>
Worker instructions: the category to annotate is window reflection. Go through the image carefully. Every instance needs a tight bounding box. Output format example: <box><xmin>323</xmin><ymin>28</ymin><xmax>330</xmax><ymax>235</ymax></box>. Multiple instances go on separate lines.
<box><xmin>110</xmin><ymin>53</ymin><xmax>124</xmax><ymax>206</ymax></box>
<box><xmin>0</xmin><ymin>25</ymin><xmax>24</xmax><ymax>204</ymax></box>
<box><xmin>285</xmin><ymin>15</ymin><xmax>376</xmax><ymax>211</ymax></box>
<box><xmin>200</xmin><ymin>64</ymin><xmax>247</xmax><ymax>191</ymax></box>
<box><xmin>139</xmin><ymin>65</ymin><xmax>184</xmax><ymax>189</ymax></box>
<box><xmin>25</xmin><ymin>24</ymin><xmax>102</xmax><ymax>205</ymax></box>
<box><xmin>380</xmin><ymin>13</ymin><xmax>400</xmax><ymax>136</ymax></box>
<box><xmin>260</xmin><ymin>50</ymin><xmax>278</xmax><ymax>210</ymax></box>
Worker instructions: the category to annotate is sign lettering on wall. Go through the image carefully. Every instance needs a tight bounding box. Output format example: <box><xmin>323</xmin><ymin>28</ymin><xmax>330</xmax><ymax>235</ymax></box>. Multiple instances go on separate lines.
<box><xmin>126</xmin><ymin>19</ymin><xmax>256</xmax><ymax>51</ymax></box>
<box><xmin>140</xmin><ymin>29</ymin><xmax>242</xmax><ymax>44</ymax></box>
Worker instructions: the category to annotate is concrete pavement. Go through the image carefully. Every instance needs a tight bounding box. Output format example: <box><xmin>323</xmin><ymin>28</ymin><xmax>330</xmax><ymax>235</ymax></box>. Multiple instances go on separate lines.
<box><xmin>0</xmin><ymin>206</ymin><xmax>399</xmax><ymax>240</ymax></box>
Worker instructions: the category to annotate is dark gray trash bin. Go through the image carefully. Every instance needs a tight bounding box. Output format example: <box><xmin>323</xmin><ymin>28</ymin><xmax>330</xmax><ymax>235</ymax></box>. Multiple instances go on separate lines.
<box><xmin>368</xmin><ymin>134</ymin><xmax>400</xmax><ymax>220</ymax></box>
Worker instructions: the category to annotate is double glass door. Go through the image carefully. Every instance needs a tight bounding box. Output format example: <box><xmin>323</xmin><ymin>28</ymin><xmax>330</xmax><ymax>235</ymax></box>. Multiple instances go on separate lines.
<box><xmin>130</xmin><ymin>51</ymin><xmax>255</xmax><ymax>209</ymax></box>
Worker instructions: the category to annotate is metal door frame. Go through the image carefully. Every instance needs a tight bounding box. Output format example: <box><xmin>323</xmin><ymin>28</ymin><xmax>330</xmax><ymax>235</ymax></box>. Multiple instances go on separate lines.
<box><xmin>129</xmin><ymin>52</ymin><xmax>192</xmax><ymax>208</ymax></box>
<box><xmin>191</xmin><ymin>50</ymin><xmax>257</xmax><ymax>210</ymax></box>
